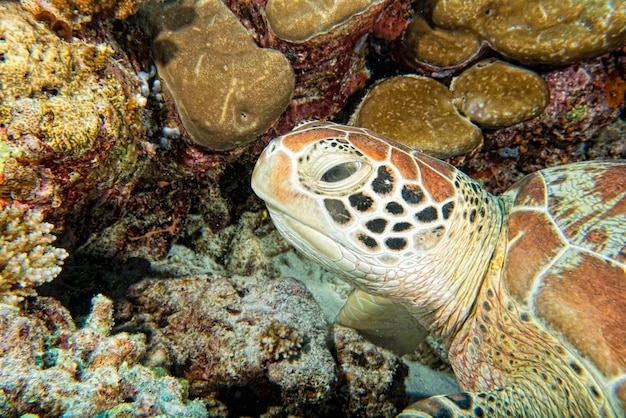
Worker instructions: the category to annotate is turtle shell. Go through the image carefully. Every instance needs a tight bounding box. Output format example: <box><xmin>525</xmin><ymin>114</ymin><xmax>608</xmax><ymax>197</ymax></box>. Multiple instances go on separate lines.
<box><xmin>501</xmin><ymin>161</ymin><xmax>626</xmax><ymax>407</ymax></box>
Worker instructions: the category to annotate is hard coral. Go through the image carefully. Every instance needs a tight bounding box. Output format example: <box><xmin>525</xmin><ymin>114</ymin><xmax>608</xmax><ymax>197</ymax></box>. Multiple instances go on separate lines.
<box><xmin>0</xmin><ymin>294</ymin><xmax>207</xmax><ymax>417</ymax></box>
<box><xmin>225</xmin><ymin>0</ymin><xmax>407</xmax><ymax>132</ymax></box>
<box><xmin>260</xmin><ymin>320</ymin><xmax>304</xmax><ymax>362</ymax></box>
<box><xmin>450</xmin><ymin>59</ymin><xmax>550</xmax><ymax>128</ymax></box>
<box><xmin>266</xmin><ymin>0</ymin><xmax>387</xmax><ymax>42</ymax></box>
<box><xmin>0</xmin><ymin>2</ymin><xmax>146</xmax><ymax>233</ymax></box>
<box><xmin>20</xmin><ymin>0</ymin><xmax>143</xmax><ymax>38</ymax></box>
<box><xmin>139</xmin><ymin>0</ymin><xmax>295</xmax><ymax>151</ymax></box>
<box><xmin>430</xmin><ymin>0</ymin><xmax>626</xmax><ymax>65</ymax></box>
<box><xmin>350</xmin><ymin>75</ymin><xmax>482</xmax><ymax>159</ymax></box>
<box><xmin>0</xmin><ymin>204</ymin><xmax>68</xmax><ymax>305</ymax></box>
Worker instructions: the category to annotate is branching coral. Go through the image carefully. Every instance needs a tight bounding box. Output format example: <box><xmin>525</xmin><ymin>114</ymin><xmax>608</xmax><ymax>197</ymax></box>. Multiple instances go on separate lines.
<box><xmin>0</xmin><ymin>204</ymin><xmax>68</xmax><ymax>305</ymax></box>
<box><xmin>259</xmin><ymin>320</ymin><xmax>304</xmax><ymax>362</ymax></box>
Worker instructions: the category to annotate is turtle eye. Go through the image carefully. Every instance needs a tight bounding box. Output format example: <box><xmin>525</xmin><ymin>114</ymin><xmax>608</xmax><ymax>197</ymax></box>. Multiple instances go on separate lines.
<box><xmin>321</xmin><ymin>161</ymin><xmax>362</xmax><ymax>183</ymax></box>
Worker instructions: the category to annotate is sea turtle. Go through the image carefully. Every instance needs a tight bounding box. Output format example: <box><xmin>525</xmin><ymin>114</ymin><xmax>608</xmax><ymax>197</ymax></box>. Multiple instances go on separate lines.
<box><xmin>251</xmin><ymin>121</ymin><xmax>626</xmax><ymax>417</ymax></box>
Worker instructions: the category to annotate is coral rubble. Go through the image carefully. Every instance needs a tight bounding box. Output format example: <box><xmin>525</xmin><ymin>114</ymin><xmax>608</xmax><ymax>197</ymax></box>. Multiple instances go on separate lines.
<box><xmin>124</xmin><ymin>274</ymin><xmax>338</xmax><ymax>415</ymax></box>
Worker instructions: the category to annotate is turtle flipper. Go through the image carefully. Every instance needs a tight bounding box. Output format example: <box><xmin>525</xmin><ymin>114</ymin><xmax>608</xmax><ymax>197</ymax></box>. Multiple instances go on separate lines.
<box><xmin>398</xmin><ymin>392</ymin><xmax>480</xmax><ymax>417</ymax></box>
<box><xmin>336</xmin><ymin>289</ymin><xmax>427</xmax><ymax>355</ymax></box>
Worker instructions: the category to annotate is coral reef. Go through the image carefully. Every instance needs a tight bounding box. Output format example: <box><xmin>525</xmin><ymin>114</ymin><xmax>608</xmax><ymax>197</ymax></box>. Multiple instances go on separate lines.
<box><xmin>0</xmin><ymin>294</ymin><xmax>207</xmax><ymax>417</ymax></box>
<box><xmin>0</xmin><ymin>2</ymin><xmax>147</xmax><ymax>233</ymax></box>
<box><xmin>350</xmin><ymin>74</ymin><xmax>483</xmax><ymax>158</ymax></box>
<box><xmin>450</xmin><ymin>59</ymin><xmax>550</xmax><ymax>128</ymax></box>
<box><xmin>266</xmin><ymin>0</ymin><xmax>390</xmax><ymax>42</ymax></box>
<box><xmin>0</xmin><ymin>204</ymin><xmax>68</xmax><ymax>305</ymax></box>
<box><xmin>20</xmin><ymin>0</ymin><xmax>143</xmax><ymax>38</ymax></box>
<box><xmin>139</xmin><ymin>0</ymin><xmax>295</xmax><ymax>151</ymax></box>
<box><xmin>123</xmin><ymin>274</ymin><xmax>338</xmax><ymax>416</ymax></box>
<box><xmin>430</xmin><ymin>0</ymin><xmax>626</xmax><ymax>66</ymax></box>
<box><xmin>401</xmin><ymin>13</ymin><xmax>485</xmax><ymax>74</ymax></box>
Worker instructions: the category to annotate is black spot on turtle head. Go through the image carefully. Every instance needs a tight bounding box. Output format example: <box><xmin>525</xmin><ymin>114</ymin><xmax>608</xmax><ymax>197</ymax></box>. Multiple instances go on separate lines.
<box><xmin>324</xmin><ymin>199</ymin><xmax>351</xmax><ymax>225</ymax></box>
<box><xmin>385</xmin><ymin>237</ymin><xmax>407</xmax><ymax>251</ymax></box>
<box><xmin>371</xmin><ymin>165</ymin><xmax>394</xmax><ymax>195</ymax></box>
<box><xmin>445</xmin><ymin>393</ymin><xmax>473</xmax><ymax>411</ymax></box>
<box><xmin>385</xmin><ymin>201</ymin><xmax>404</xmax><ymax>215</ymax></box>
<box><xmin>442</xmin><ymin>201</ymin><xmax>455</xmax><ymax>220</ymax></box>
<box><xmin>349</xmin><ymin>192</ymin><xmax>374</xmax><ymax>212</ymax></box>
<box><xmin>365</xmin><ymin>218</ymin><xmax>387</xmax><ymax>234</ymax></box>
<box><xmin>483</xmin><ymin>301</ymin><xmax>491</xmax><ymax>311</ymax></box>
<box><xmin>357</xmin><ymin>234</ymin><xmax>378</xmax><ymax>249</ymax></box>
<box><xmin>520</xmin><ymin>312</ymin><xmax>530</xmax><ymax>322</ymax></box>
<box><xmin>416</xmin><ymin>206</ymin><xmax>438</xmax><ymax>223</ymax></box>
<box><xmin>570</xmin><ymin>362</ymin><xmax>583</xmax><ymax>375</ymax></box>
<box><xmin>474</xmin><ymin>406</ymin><xmax>485</xmax><ymax>417</ymax></box>
<box><xmin>401</xmin><ymin>184</ymin><xmax>424</xmax><ymax>205</ymax></box>
<box><xmin>469</xmin><ymin>209</ymin><xmax>477</xmax><ymax>223</ymax></box>
<box><xmin>392</xmin><ymin>222</ymin><xmax>413</xmax><ymax>232</ymax></box>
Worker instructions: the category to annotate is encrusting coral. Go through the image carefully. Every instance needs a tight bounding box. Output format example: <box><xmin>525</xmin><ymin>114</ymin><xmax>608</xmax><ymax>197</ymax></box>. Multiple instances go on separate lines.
<box><xmin>350</xmin><ymin>74</ymin><xmax>483</xmax><ymax>159</ymax></box>
<box><xmin>0</xmin><ymin>204</ymin><xmax>68</xmax><ymax>305</ymax></box>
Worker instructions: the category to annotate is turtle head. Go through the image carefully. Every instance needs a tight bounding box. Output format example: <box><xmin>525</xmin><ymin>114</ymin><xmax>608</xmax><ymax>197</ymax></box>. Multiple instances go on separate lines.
<box><xmin>252</xmin><ymin>121</ymin><xmax>502</xmax><ymax>331</ymax></box>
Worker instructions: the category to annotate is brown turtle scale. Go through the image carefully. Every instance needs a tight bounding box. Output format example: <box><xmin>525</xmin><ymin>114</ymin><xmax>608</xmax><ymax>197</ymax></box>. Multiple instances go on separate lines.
<box><xmin>251</xmin><ymin>121</ymin><xmax>626</xmax><ymax>416</ymax></box>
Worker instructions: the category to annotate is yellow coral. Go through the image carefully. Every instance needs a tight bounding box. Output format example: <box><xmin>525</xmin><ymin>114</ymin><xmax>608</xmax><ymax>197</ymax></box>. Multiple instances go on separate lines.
<box><xmin>0</xmin><ymin>204</ymin><xmax>68</xmax><ymax>305</ymax></box>
<box><xmin>0</xmin><ymin>3</ymin><xmax>130</xmax><ymax>156</ymax></box>
<box><xmin>39</xmin><ymin>96</ymin><xmax>100</xmax><ymax>154</ymax></box>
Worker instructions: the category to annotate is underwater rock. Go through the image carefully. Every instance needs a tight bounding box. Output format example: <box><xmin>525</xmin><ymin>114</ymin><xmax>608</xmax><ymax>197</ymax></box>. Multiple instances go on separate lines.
<box><xmin>0</xmin><ymin>205</ymin><xmax>68</xmax><ymax>305</ymax></box>
<box><xmin>450</xmin><ymin>59</ymin><xmax>550</xmax><ymax>128</ymax></box>
<box><xmin>350</xmin><ymin>75</ymin><xmax>482</xmax><ymax>159</ymax></box>
<box><xmin>125</xmin><ymin>274</ymin><xmax>338</xmax><ymax>416</ymax></box>
<box><xmin>0</xmin><ymin>294</ymin><xmax>207</xmax><ymax>417</ymax></box>
<box><xmin>430</xmin><ymin>0</ymin><xmax>626</xmax><ymax>66</ymax></box>
<box><xmin>139</xmin><ymin>0</ymin><xmax>295</xmax><ymax>151</ymax></box>
<box><xmin>0</xmin><ymin>2</ymin><xmax>147</xmax><ymax>232</ymax></box>
<box><xmin>332</xmin><ymin>324</ymin><xmax>408</xmax><ymax>417</ymax></box>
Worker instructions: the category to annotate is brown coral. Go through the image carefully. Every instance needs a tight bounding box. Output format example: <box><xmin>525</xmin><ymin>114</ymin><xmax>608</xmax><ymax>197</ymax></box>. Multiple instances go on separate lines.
<box><xmin>450</xmin><ymin>59</ymin><xmax>550</xmax><ymax>128</ymax></box>
<box><xmin>430</xmin><ymin>0</ymin><xmax>626</xmax><ymax>65</ymax></box>
<box><xmin>140</xmin><ymin>0</ymin><xmax>295</xmax><ymax>151</ymax></box>
<box><xmin>350</xmin><ymin>75</ymin><xmax>482</xmax><ymax>158</ymax></box>
<box><xmin>0</xmin><ymin>204</ymin><xmax>68</xmax><ymax>305</ymax></box>
<box><xmin>259</xmin><ymin>320</ymin><xmax>304</xmax><ymax>362</ymax></box>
